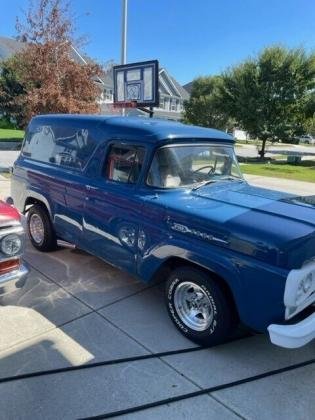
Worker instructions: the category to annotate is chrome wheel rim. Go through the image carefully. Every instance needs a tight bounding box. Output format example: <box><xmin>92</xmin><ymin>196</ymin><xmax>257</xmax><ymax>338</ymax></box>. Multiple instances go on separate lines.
<box><xmin>174</xmin><ymin>281</ymin><xmax>213</xmax><ymax>331</ymax></box>
<box><xmin>29</xmin><ymin>214</ymin><xmax>45</xmax><ymax>244</ymax></box>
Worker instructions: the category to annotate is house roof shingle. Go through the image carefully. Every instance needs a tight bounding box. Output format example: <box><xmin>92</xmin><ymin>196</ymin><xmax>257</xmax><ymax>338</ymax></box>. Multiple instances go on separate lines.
<box><xmin>183</xmin><ymin>81</ymin><xmax>193</xmax><ymax>94</ymax></box>
<box><xmin>169</xmin><ymin>74</ymin><xmax>190</xmax><ymax>101</ymax></box>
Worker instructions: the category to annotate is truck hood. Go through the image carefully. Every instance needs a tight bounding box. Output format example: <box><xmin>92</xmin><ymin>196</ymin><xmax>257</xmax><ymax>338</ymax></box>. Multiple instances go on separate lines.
<box><xmin>160</xmin><ymin>181</ymin><xmax>315</xmax><ymax>269</ymax></box>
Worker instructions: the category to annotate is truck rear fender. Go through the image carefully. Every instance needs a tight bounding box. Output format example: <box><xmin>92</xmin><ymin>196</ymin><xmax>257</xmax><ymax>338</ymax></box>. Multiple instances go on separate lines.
<box><xmin>23</xmin><ymin>190</ymin><xmax>53</xmax><ymax>218</ymax></box>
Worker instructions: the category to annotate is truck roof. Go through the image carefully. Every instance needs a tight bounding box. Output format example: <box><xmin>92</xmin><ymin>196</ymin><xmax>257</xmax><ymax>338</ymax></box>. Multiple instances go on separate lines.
<box><xmin>31</xmin><ymin>114</ymin><xmax>234</xmax><ymax>144</ymax></box>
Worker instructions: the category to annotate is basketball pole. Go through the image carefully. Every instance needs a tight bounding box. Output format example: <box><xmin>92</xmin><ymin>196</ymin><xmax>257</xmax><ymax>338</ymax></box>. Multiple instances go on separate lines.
<box><xmin>121</xmin><ymin>0</ymin><xmax>128</xmax><ymax>65</ymax></box>
<box><xmin>121</xmin><ymin>0</ymin><xmax>128</xmax><ymax>116</ymax></box>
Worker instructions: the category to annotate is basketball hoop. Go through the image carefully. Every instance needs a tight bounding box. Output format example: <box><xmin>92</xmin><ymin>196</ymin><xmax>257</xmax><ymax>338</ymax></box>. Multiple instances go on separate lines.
<box><xmin>113</xmin><ymin>60</ymin><xmax>159</xmax><ymax>108</ymax></box>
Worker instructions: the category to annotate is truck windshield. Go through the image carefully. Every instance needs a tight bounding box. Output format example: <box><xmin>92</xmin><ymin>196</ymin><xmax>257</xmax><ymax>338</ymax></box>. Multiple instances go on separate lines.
<box><xmin>147</xmin><ymin>144</ymin><xmax>243</xmax><ymax>188</ymax></box>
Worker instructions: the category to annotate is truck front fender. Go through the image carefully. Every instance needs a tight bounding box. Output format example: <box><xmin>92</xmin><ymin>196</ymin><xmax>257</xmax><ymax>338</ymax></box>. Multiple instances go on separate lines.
<box><xmin>138</xmin><ymin>238</ymin><xmax>288</xmax><ymax>332</ymax></box>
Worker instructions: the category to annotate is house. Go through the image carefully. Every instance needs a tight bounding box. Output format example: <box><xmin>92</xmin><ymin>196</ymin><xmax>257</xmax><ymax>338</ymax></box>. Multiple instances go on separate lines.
<box><xmin>0</xmin><ymin>36</ymin><xmax>190</xmax><ymax>120</ymax></box>
<box><xmin>233</xmin><ymin>128</ymin><xmax>248</xmax><ymax>141</ymax></box>
<box><xmin>155</xmin><ymin>67</ymin><xmax>189</xmax><ymax>120</ymax></box>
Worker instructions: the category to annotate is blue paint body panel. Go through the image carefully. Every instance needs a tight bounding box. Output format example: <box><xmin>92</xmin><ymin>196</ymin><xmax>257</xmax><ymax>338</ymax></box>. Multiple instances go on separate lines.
<box><xmin>11</xmin><ymin>115</ymin><xmax>315</xmax><ymax>333</ymax></box>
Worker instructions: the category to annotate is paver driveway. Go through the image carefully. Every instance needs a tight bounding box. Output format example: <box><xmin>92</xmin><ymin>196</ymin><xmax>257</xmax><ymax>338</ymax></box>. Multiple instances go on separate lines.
<box><xmin>0</xmin><ymin>242</ymin><xmax>314</xmax><ymax>419</ymax></box>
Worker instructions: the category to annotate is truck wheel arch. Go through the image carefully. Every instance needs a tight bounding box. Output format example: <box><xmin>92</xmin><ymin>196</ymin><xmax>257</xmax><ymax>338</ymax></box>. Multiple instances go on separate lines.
<box><xmin>155</xmin><ymin>256</ymin><xmax>240</xmax><ymax>320</ymax></box>
<box><xmin>24</xmin><ymin>193</ymin><xmax>52</xmax><ymax>218</ymax></box>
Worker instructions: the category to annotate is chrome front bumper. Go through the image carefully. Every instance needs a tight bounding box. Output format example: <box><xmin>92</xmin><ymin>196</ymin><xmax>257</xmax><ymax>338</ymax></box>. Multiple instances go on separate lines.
<box><xmin>0</xmin><ymin>263</ymin><xmax>28</xmax><ymax>295</ymax></box>
<box><xmin>269</xmin><ymin>258</ymin><xmax>315</xmax><ymax>348</ymax></box>
<box><xmin>268</xmin><ymin>311</ymin><xmax>315</xmax><ymax>349</ymax></box>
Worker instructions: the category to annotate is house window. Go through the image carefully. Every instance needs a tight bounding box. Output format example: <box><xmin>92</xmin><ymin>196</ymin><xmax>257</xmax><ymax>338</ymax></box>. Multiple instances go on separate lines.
<box><xmin>159</xmin><ymin>96</ymin><xmax>164</xmax><ymax>109</ymax></box>
<box><xmin>171</xmin><ymin>98</ymin><xmax>177</xmax><ymax>111</ymax></box>
<box><xmin>104</xmin><ymin>88</ymin><xmax>113</xmax><ymax>101</ymax></box>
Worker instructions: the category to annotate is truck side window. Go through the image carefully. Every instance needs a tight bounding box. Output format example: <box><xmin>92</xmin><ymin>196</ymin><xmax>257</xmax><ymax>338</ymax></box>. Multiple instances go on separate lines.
<box><xmin>22</xmin><ymin>124</ymin><xmax>98</xmax><ymax>170</ymax></box>
<box><xmin>105</xmin><ymin>145</ymin><xmax>145</xmax><ymax>184</ymax></box>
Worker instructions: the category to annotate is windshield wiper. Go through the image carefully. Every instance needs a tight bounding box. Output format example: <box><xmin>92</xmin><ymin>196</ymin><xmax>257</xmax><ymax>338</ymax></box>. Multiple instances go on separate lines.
<box><xmin>219</xmin><ymin>175</ymin><xmax>244</xmax><ymax>181</ymax></box>
<box><xmin>191</xmin><ymin>180</ymin><xmax>217</xmax><ymax>191</ymax></box>
<box><xmin>191</xmin><ymin>176</ymin><xmax>243</xmax><ymax>191</ymax></box>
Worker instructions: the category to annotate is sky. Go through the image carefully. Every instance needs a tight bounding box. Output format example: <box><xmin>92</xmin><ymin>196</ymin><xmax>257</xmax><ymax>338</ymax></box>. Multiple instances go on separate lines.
<box><xmin>0</xmin><ymin>0</ymin><xmax>314</xmax><ymax>85</ymax></box>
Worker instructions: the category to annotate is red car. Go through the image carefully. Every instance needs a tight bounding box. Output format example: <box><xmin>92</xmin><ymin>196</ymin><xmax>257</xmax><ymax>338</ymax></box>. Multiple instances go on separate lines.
<box><xmin>0</xmin><ymin>200</ymin><xmax>28</xmax><ymax>294</ymax></box>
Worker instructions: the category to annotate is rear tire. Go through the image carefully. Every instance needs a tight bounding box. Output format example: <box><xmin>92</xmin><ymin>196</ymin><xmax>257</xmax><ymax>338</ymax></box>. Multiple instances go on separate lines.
<box><xmin>165</xmin><ymin>267</ymin><xmax>238</xmax><ymax>346</ymax></box>
<box><xmin>27</xmin><ymin>204</ymin><xmax>57</xmax><ymax>252</ymax></box>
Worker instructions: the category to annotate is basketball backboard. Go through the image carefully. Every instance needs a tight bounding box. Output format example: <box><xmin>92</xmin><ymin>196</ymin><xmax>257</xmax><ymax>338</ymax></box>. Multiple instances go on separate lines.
<box><xmin>113</xmin><ymin>60</ymin><xmax>159</xmax><ymax>107</ymax></box>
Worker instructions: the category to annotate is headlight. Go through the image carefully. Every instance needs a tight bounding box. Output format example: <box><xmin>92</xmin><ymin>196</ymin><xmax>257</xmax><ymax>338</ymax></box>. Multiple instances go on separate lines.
<box><xmin>284</xmin><ymin>260</ymin><xmax>315</xmax><ymax>319</ymax></box>
<box><xmin>296</xmin><ymin>273</ymin><xmax>313</xmax><ymax>305</ymax></box>
<box><xmin>299</xmin><ymin>272</ymin><xmax>313</xmax><ymax>294</ymax></box>
<box><xmin>0</xmin><ymin>234</ymin><xmax>22</xmax><ymax>256</ymax></box>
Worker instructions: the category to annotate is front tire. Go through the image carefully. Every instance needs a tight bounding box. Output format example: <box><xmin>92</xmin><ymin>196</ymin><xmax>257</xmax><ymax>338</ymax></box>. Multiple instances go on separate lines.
<box><xmin>27</xmin><ymin>204</ymin><xmax>57</xmax><ymax>252</ymax></box>
<box><xmin>166</xmin><ymin>267</ymin><xmax>237</xmax><ymax>346</ymax></box>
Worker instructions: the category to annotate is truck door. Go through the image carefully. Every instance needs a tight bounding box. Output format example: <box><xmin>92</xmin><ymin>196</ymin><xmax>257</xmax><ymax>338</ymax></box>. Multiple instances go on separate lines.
<box><xmin>50</xmin><ymin>124</ymin><xmax>99</xmax><ymax>244</ymax></box>
<box><xmin>83</xmin><ymin>143</ymin><xmax>145</xmax><ymax>275</ymax></box>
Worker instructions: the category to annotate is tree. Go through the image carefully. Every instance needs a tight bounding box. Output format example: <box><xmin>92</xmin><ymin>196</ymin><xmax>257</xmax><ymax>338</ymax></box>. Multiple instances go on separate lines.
<box><xmin>304</xmin><ymin>117</ymin><xmax>315</xmax><ymax>136</ymax></box>
<box><xmin>0</xmin><ymin>0</ymin><xmax>102</xmax><ymax>128</ymax></box>
<box><xmin>304</xmin><ymin>91</ymin><xmax>315</xmax><ymax>119</ymax></box>
<box><xmin>183</xmin><ymin>76</ymin><xmax>230</xmax><ymax>130</ymax></box>
<box><xmin>0</xmin><ymin>58</ymin><xmax>26</xmax><ymax>127</ymax></box>
<box><xmin>303</xmin><ymin>91</ymin><xmax>315</xmax><ymax>136</ymax></box>
<box><xmin>218</xmin><ymin>47</ymin><xmax>315</xmax><ymax>158</ymax></box>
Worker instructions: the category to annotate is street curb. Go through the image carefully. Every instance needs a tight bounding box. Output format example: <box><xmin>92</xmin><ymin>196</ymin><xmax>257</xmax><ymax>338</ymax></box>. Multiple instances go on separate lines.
<box><xmin>0</xmin><ymin>141</ymin><xmax>22</xmax><ymax>151</ymax></box>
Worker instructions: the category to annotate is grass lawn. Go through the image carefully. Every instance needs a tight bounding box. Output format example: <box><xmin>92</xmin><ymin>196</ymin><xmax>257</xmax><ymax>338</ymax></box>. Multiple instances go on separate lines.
<box><xmin>0</xmin><ymin>128</ymin><xmax>24</xmax><ymax>142</ymax></box>
<box><xmin>241</xmin><ymin>160</ymin><xmax>315</xmax><ymax>183</ymax></box>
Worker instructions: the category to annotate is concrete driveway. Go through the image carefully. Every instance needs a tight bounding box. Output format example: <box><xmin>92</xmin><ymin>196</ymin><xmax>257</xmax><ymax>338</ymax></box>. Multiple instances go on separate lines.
<box><xmin>0</xmin><ymin>243</ymin><xmax>314</xmax><ymax>419</ymax></box>
<box><xmin>0</xmin><ymin>177</ymin><xmax>314</xmax><ymax>419</ymax></box>
<box><xmin>0</xmin><ymin>151</ymin><xmax>18</xmax><ymax>171</ymax></box>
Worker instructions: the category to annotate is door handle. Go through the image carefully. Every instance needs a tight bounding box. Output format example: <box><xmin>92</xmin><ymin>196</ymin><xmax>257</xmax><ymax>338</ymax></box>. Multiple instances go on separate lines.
<box><xmin>86</xmin><ymin>185</ymin><xmax>98</xmax><ymax>191</ymax></box>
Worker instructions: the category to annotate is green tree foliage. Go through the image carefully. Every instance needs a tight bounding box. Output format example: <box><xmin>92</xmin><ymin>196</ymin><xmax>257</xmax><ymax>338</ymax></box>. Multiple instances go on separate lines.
<box><xmin>183</xmin><ymin>76</ymin><xmax>230</xmax><ymax>130</ymax></box>
<box><xmin>303</xmin><ymin>91</ymin><xmax>315</xmax><ymax>136</ymax></box>
<box><xmin>0</xmin><ymin>58</ymin><xmax>26</xmax><ymax>128</ymax></box>
<box><xmin>218</xmin><ymin>47</ymin><xmax>315</xmax><ymax>157</ymax></box>
<box><xmin>304</xmin><ymin>117</ymin><xmax>315</xmax><ymax>136</ymax></box>
<box><xmin>304</xmin><ymin>91</ymin><xmax>315</xmax><ymax>119</ymax></box>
